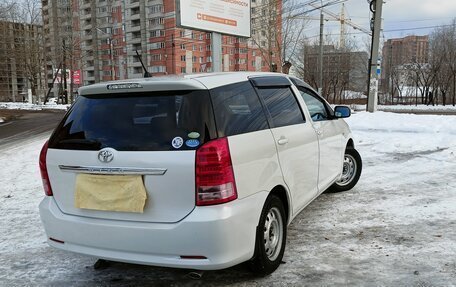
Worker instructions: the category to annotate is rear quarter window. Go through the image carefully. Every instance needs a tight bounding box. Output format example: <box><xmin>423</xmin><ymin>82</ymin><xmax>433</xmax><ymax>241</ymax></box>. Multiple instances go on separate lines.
<box><xmin>210</xmin><ymin>81</ymin><xmax>269</xmax><ymax>137</ymax></box>
<box><xmin>48</xmin><ymin>90</ymin><xmax>217</xmax><ymax>151</ymax></box>
<box><xmin>255</xmin><ymin>87</ymin><xmax>305</xmax><ymax>128</ymax></box>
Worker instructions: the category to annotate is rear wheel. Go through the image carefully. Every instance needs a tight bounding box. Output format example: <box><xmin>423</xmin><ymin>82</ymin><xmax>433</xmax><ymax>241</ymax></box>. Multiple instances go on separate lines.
<box><xmin>250</xmin><ymin>195</ymin><xmax>286</xmax><ymax>275</ymax></box>
<box><xmin>329</xmin><ymin>147</ymin><xmax>362</xmax><ymax>193</ymax></box>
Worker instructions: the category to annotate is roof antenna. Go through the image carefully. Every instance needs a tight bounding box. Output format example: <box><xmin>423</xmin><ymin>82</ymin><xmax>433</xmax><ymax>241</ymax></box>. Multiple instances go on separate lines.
<box><xmin>135</xmin><ymin>50</ymin><xmax>152</xmax><ymax>78</ymax></box>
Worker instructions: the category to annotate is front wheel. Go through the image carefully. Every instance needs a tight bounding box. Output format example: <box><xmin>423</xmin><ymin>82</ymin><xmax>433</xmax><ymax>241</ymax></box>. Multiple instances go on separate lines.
<box><xmin>329</xmin><ymin>147</ymin><xmax>362</xmax><ymax>193</ymax></box>
<box><xmin>250</xmin><ymin>195</ymin><xmax>286</xmax><ymax>275</ymax></box>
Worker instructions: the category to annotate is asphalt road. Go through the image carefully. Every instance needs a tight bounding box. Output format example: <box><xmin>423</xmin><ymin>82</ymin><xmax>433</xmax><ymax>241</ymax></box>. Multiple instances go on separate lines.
<box><xmin>0</xmin><ymin>109</ymin><xmax>65</xmax><ymax>149</ymax></box>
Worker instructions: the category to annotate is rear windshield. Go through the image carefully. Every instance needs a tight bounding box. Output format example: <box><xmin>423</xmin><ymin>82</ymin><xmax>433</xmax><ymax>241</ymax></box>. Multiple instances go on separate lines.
<box><xmin>49</xmin><ymin>90</ymin><xmax>217</xmax><ymax>151</ymax></box>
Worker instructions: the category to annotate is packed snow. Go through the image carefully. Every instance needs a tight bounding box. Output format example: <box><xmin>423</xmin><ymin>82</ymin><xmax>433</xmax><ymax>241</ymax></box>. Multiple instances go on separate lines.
<box><xmin>0</xmin><ymin>111</ymin><xmax>455</xmax><ymax>285</ymax></box>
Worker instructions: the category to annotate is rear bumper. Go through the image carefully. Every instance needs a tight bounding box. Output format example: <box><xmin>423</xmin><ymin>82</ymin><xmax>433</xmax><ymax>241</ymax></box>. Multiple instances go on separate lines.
<box><xmin>39</xmin><ymin>191</ymin><xmax>268</xmax><ymax>270</ymax></box>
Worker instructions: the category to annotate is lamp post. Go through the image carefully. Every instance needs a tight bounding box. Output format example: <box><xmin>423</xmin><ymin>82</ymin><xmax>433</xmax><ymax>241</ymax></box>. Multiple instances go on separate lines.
<box><xmin>96</xmin><ymin>28</ymin><xmax>115</xmax><ymax>81</ymax></box>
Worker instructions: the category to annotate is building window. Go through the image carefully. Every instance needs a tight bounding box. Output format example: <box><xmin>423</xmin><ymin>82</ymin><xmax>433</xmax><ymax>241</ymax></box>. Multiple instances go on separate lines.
<box><xmin>149</xmin><ymin>4</ymin><xmax>164</xmax><ymax>14</ymax></box>
<box><xmin>150</xmin><ymin>29</ymin><xmax>165</xmax><ymax>38</ymax></box>
<box><xmin>180</xmin><ymin>55</ymin><xmax>186</xmax><ymax>61</ymax></box>
<box><xmin>151</xmin><ymin>66</ymin><xmax>166</xmax><ymax>73</ymax></box>
<box><xmin>149</xmin><ymin>17</ymin><xmax>164</xmax><ymax>26</ymax></box>
<box><xmin>150</xmin><ymin>42</ymin><xmax>165</xmax><ymax>49</ymax></box>
<box><xmin>151</xmin><ymin>54</ymin><xmax>162</xmax><ymax>61</ymax></box>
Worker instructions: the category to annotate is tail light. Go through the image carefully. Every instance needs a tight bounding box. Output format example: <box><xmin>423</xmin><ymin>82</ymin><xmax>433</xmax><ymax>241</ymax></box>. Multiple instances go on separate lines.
<box><xmin>195</xmin><ymin>138</ymin><xmax>237</xmax><ymax>206</ymax></box>
<box><xmin>39</xmin><ymin>140</ymin><xmax>53</xmax><ymax>196</ymax></box>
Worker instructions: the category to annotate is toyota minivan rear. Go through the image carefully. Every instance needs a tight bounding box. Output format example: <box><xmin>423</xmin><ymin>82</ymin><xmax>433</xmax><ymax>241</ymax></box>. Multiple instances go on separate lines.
<box><xmin>39</xmin><ymin>78</ymin><xmax>272</xmax><ymax>270</ymax></box>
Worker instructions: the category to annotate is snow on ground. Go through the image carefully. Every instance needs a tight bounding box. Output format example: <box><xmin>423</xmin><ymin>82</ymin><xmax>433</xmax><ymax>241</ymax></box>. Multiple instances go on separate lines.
<box><xmin>0</xmin><ymin>112</ymin><xmax>455</xmax><ymax>285</ymax></box>
<box><xmin>0</xmin><ymin>117</ymin><xmax>4</xmax><ymax>123</ymax></box>
<box><xmin>0</xmin><ymin>102</ymin><xmax>70</xmax><ymax>111</ymax></box>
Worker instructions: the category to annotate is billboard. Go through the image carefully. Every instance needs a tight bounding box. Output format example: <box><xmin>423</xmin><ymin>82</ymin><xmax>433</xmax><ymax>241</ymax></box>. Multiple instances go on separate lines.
<box><xmin>176</xmin><ymin>0</ymin><xmax>251</xmax><ymax>37</ymax></box>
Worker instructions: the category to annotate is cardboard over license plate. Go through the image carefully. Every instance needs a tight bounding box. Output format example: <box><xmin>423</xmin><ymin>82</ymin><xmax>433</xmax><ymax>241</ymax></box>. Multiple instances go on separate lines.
<box><xmin>74</xmin><ymin>174</ymin><xmax>147</xmax><ymax>213</ymax></box>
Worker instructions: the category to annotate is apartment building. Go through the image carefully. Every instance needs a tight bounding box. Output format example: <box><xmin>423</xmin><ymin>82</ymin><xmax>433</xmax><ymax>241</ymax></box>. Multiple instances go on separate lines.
<box><xmin>0</xmin><ymin>20</ymin><xmax>44</xmax><ymax>102</ymax></box>
<box><xmin>380</xmin><ymin>35</ymin><xmax>429</xmax><ymax>92</ymax></box>
<box><xmin>42</xmin><ymin>0</ymin><xmax>281</xmax><ymax>88</ymax></box>
<box><xmin>302</xmin><ymin>45</ymin><xmax>368</xmax><ymax>95</ymax></box>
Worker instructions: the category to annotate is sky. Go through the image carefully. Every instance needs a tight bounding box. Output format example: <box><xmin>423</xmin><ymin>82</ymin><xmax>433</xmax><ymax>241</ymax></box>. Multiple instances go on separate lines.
<box><xmin>300</xmin><ymin>0</ymin><xmax>456</xmax><ymax>50</ymax></box>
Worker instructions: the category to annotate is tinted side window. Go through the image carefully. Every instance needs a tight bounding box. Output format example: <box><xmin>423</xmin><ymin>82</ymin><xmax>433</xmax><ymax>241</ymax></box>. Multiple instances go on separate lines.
<box><xmin>49</xmin><ymin>91</ymin><xmax>217</xmax><ymax>151</ymax></box>
<box><xmin>210</xmin><ymin>81</ymin><xmax>269</xmax><ymax>137</ymax></box>
<box><xmin>256</xmin><ymin>87</ymin><xmax>305</xmax><ymax>128</ymax></box>
<box><xmin>297</xmin><ymin>88</ymin><xmax>330</xmax><ymax>121</ymax></box>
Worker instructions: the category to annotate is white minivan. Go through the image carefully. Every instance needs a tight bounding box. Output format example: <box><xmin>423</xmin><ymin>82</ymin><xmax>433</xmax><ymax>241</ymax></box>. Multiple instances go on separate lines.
<box><xmin>39</xmin><ymin>72</ymin><xmax>361</xmax><ymax>275</ymax></box>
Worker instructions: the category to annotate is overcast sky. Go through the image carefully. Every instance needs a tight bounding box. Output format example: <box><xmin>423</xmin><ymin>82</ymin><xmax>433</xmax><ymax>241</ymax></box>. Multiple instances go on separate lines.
<box><xmin>301</xmin><ymin>0</ymin><xmax>456</xmax><ymax>49</ymax></box>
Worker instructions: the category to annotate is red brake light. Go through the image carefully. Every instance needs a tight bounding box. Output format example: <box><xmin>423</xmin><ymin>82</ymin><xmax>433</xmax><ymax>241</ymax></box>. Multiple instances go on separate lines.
<box><xmin>39</xmin><ymin>140</ymin><xmax>53</xmax><ymax>196</ymax></box>
<box><xmin>195</xmin><ymin>138</ymin><xmax>237</xmax><ymax>206</ymax></box>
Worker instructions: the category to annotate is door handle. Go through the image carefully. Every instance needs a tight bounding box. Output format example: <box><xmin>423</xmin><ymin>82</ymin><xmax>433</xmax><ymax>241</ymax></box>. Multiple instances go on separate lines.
<box><xmin>277</xmin><ymin>137</ymin><xmax>289</xmax><ymax>145</ymax></box>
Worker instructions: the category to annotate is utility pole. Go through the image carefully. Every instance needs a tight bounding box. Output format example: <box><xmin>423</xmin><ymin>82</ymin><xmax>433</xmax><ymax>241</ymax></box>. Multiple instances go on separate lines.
<box><xmin>319</xmin><ymin>11</ymin><xmax>324</xmax><ymax>94</ymax></box>
<box><xmin>62</xmin><ymin>39</ymin><xmax>68</xmax><ymax>104</ymax></box>
<box><xmin>211</xmin><ymin>32</ymin><xmax>222</xmax><ymax>72</ymax></box>
<box><xmin>367</xmin><ymin>0</ymin><xmax>383</xmax><ymax>112</ymax></box>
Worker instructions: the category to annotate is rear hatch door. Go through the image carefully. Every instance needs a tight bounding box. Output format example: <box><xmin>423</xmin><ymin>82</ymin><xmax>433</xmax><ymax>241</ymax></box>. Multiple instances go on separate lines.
<box><xmin>46</xmin><ymin>88</ymin><xmax>216</xmax><ymax>223</ymax></box>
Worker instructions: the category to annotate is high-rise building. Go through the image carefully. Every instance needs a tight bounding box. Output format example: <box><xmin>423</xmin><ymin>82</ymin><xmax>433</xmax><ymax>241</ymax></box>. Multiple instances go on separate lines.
<box><xmin>41</xmin><ymin>0</ymin><xmax>282</xmax><ymax>91</ymax></box>
<box><xmin>0</xmin><ymin>20</ymin><xmax>44</xmax><ymax>102</ymax></box>
<box><xmin>380</xmin><ymin>35</ymin><xmax>429</xmax><ymax>92</ymax></box>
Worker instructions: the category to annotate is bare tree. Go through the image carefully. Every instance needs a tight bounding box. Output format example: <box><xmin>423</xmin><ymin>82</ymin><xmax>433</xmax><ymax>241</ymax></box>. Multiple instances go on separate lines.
<box><xmin>0</xmin><ymin>0</ymin><xmax>44</xmax><ymax>102</ymax></box>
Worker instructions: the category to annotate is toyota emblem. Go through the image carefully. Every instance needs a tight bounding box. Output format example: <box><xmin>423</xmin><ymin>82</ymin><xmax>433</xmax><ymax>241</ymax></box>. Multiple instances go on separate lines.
<box><xmin>98</xmin><ymin>149</ymin><xmax>114</xmax><ymax>163</ymax></box>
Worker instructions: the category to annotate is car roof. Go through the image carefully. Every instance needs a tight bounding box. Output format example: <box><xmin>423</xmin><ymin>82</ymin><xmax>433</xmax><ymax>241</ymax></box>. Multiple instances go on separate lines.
<box><xmin>78</xmin><ymin>72</ymin><xmax>313</xmax><ymax>96</ymax></box>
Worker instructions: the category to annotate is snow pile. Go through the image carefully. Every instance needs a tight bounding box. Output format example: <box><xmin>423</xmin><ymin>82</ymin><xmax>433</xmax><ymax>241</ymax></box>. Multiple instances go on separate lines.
<box><xmin>350</xmin><ymin>104</ymin><xmax>456</xmax><ymax>113</ymax></box>
<box><xmin>379</xmin><ymin>104</ymin><xmax>456</xmax><ymax>113</ymax></box>
<box><xmin>343</xmin><ymin>91</ymin><xmax>367</xmax><ymax>99</ymax></box>
<box><xmin>0</xmin><ymin>102</ymin><xmax>70</xmax><ymax>111</ymax></box>
<box><xmin>0</xmin><ymin>117</ymin><xmax>4</xmax><ymax>123</ymax></box>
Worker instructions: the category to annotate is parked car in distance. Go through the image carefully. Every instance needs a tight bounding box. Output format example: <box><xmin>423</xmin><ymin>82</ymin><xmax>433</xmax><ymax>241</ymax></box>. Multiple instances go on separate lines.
<box><xmin>39</xmin><ymin>72</ymin><xmax>362</xmax><ymax>275</ymax></box>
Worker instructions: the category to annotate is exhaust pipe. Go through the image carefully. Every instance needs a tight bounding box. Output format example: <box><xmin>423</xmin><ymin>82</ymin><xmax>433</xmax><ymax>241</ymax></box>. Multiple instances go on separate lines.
<box><xmin>186</xmin><ymin>271</ymin><xmax>204</xmax><ymax>280</ymax></box>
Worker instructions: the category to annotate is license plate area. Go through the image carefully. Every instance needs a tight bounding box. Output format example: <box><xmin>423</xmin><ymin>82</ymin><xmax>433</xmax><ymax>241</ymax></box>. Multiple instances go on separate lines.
<box><xmin>74</xmin><ymin>174</ymin><xmax>147</xmax><ymax>213</ymax></box>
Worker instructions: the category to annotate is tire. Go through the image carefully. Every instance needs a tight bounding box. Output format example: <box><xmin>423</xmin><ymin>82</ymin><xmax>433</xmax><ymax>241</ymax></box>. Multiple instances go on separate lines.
<box><xmin>250</xmin><ymin>195</ymin><xmax>286</xmax><ymax>275</ymax></box>
<box><xmin>328</xmin><ymin>147</ymin><xmax>362</xmax><ymax>193</ymax></box>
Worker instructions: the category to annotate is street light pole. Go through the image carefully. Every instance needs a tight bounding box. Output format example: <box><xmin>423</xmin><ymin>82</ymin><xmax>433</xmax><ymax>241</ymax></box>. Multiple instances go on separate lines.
<box><xmin>109</xmin><ymin>38</ymin><xmax>115</xmax><ymax>81</ymax></box>
<box><xmin>319</xmin><ymin>11</ymin><xmax>324</xmax><ymax>95</ymax></box>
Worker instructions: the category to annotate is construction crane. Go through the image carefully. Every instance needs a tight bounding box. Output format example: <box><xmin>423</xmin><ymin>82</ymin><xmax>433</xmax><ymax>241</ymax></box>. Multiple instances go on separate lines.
<box><xmin>309</xmin><ymin>3</ymin><xmax>372</xmax><ymax>47</ymax></box>
<box><xmin>289</xmin><ymin>3</ymin><xmax>371</xmax><ymax>48</ymax></box>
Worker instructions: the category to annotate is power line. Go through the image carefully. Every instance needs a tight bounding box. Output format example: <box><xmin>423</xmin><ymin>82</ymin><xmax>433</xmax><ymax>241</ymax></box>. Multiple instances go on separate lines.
<box><xmin>304</xmin><ymin>23</ymin><xmax>455</xmax><ymax>37</ymax></box>
<box><xmin>383</xmin><ymin>24</ymin><xmax>455</xmax><ymax>33</ymax></box>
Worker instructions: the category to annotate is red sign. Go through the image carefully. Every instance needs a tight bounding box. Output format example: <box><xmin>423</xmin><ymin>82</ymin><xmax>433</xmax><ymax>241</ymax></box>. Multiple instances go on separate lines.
<box><xmin>73</xmin><ymin>70</ymin><xmax>81</xmax><ymax>85</ymax></box>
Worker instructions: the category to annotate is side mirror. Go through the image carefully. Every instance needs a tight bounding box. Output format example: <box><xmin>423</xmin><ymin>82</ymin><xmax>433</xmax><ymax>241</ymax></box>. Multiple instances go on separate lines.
<box><xmin>334</xmin><ymin>106</ymin><xmax>351</xmax><ymax>118</ymax></box>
